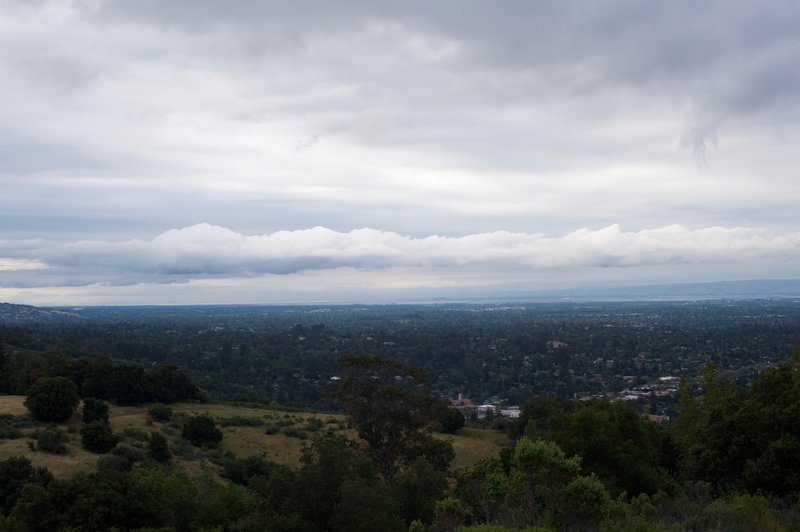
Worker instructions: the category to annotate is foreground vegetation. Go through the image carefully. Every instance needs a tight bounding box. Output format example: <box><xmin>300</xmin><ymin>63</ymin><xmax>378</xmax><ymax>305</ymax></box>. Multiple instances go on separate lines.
<box><xmin>2</xmin><ymin>352</ymin><xmax>800</xmax><ymax>529</ymax></box>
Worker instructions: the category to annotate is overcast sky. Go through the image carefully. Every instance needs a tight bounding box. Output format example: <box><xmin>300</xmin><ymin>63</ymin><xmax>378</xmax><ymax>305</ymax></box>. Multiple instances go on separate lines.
<box><xmin>1</xmin><ymin>0</ymin><xmax>799</xmax><ymax>305</ymax></box>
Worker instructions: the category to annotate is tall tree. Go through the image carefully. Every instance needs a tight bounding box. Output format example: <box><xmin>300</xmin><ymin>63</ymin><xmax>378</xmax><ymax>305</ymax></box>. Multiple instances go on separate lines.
<box><xmin>23</xmin><ymin>377</ymin><xmax>80</xmax><ymax>422</ymax></box>
<box><xmin>334</xmin><ymin>355</ymin><xmax>454</xmax><ymax>480</ymax></box>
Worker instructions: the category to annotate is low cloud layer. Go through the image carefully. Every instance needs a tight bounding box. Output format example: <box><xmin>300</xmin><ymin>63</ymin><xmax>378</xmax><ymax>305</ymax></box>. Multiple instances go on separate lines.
<box><xmin>2</xmin><ymin>223</ymin><xmax>798</xmax><ymax>289</ymax></box>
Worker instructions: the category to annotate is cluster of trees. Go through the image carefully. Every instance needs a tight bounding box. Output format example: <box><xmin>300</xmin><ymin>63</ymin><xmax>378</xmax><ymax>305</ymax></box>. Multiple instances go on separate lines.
<box><xmin>445</xmin><ymin>351</ymin><xmax>800</xmax><ymax>530</ymax></box>
<box><xmin>0</xmin><ymin>343</ymin><xmax>202</xmax><ymax>407</ymax></box>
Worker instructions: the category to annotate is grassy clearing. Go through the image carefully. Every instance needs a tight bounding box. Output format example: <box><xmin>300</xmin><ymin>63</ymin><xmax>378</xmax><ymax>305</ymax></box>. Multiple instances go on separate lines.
<box><xmin>1</xmin><ymin>395</ymin><xmax>506</xmax><ymax>477</ymax></box>
<box><xmin>447</xmin><ymin>428</ymin><xmax>509</xmax><ymax>470</ymax></box>
<box><xmin>0</xmin><ymin>395</ymin><xmax>29</xmax><ymax>416</ymax></box>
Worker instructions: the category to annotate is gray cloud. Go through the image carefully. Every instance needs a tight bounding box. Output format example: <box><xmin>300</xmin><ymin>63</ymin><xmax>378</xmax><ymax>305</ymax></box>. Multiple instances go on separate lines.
<box><xmin>1</xmin><ymin>223</ymin><xmax>798</xmax><ymax>288</ymax></box>
<box><xmin>1</xmin><ymin>2</ymin><xmax>799</xmax><ymax>303</ymax></box>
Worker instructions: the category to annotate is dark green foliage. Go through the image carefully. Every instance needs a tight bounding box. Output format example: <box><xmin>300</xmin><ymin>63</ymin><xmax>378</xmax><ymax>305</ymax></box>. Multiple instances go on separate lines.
<box><xmin>23</xmin><ymin>376</ymin><xmax>80</xmax><ymax>422</ymax></box>
<box><xmin>0</xmin><ymin>456</ymin><xmax>52</xmax><ymax>516</ymax></box>
<box><xmin>561</xmin><ymin>474</ymin><xmax>611</xmax><ymax>529</ymax></box>
<box><xmin>149</xmin><ymin>362</ymin><xmax>202</xmax><ymax>403</ymax></box>
<box><xmin>111</xmin><ymin>444</ymin><xmax>145</xmax><ymax>463</ymax></box>
<box><xmin>147</xmin><ymin>403</ymin><xmax>173</xmax><ymax>422</ymax></box>
<box><xmin>80</xmin><ymin>421</ymin><xmax>117</xmax><ymax>453</ymax></box>
<box><xmin>81</xmin><ymin>397</ymin><xmax>109</xmax><ymax>424</ymax></box>
<box><xmin>0</xmin><ymin>414</ymin><xmax>22</xmax><ymax>439</ymax></box>
<box><xmin>334</xmin><ymin>355</ymin><xmax>454</xmax><ymax>479</ymax></box>
<box><xmin>283</xmin><ymin>426</ymin><xmax>309</xmax><ymax>439</ymax></box>
<box><xmin>222</xmin><ymin>454</ymin><xmax>277</xmax><ymax>485</ymax></box>
<box><xmin>452</xmin><ymin>437</ymin><xmax>614</xmax><ymax>530</ymax></box>
<box><xmin>121</xmin><ymin>426</ymin><xmax>149</xmax><ymax>442</ymax></box>
<box><xmin>517</xmin><ymin>396</ymin><xmax>673</xmax><ymax>496</ymax></box>
<box><xmin>35</xmin><ymin>426</ymin><xmax>68</xmax><ymax>454</ymax></box>
<box><xmin>290</xmin><ymin>433</ymin><xmax>403</xmax><ymax>531</ymax></box>
<box><xmin>437</xmin><ymin>404</ymin><xmax>466</xmax><ymax>434</ymax></box>
<box><xmin>182</xmin><ymin>414</ymin><xmax>223</xmax><ymax>447</ymax></box>
<box><xmin>396</xmin><ymin>457</ymin><xmax>449</xmax><ymax>526</ymax></box>
<box><xmin>148</xmin><ymin>432</ymin><xmax>171</xmax><ymax>463</ymax></box>
<box><xmin>108</xmin><ymin>365</ymin><xmax>152</xmax><ymax>406</ymax></box>
<box><xmin>305</xmin><ymin>417</ymin><xmax>324</xmax><ymax>432</ymax></box>
<box><xmin>96</xmin><ymin>454</ymin><xmax>134</xmax><ymax>473</ymax></box>
<box><xmin>0</xmin><ymin>341</ymin><xmax>8</xmax><ymax>393</ymax></box>
<box><xmin>8</xmin><ymin>470</ymin><xmax>172</xmax><ymax>531</ymax></box>
<box><xmin>1</xmin><ymin>347</ymin><xmax>71</xmax><ymax>395</ymax></box>
<box><xmin>217</xmin><ymin>415</ymin><xmax>264</xmax><ymax>427</ymax></box>
<box><xmin>433</xmin><ymin>497</ymin><xmax>472</xmax><ymax>532</ymax></box>
<box><xmin>674</xmin><ymin>352</ymin><xmax>800</xmax><ymax>497</ymax></box>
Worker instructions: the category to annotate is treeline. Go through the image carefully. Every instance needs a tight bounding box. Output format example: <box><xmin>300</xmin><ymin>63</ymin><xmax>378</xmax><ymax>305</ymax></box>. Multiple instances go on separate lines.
<box><xmin>0</xmin><ymin>341</ymin><xmax>202</xmax><ymax>406</ymax></box>
<box><xmin>3</xmin><ymin>352</ymin><xmax>800</xmax><ymax>530</ymax></box>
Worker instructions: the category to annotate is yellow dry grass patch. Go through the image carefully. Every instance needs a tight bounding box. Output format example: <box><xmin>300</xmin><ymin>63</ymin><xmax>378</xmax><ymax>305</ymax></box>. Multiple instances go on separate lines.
<box><xmin>0</xmin><ymin>394</ymin><xmax>29</xmax><ymax>416</ymax></box>
<box><xmin>222</xmin><ymin>427</ymin><xmax>305</xmax><ymax>466</ymax></box>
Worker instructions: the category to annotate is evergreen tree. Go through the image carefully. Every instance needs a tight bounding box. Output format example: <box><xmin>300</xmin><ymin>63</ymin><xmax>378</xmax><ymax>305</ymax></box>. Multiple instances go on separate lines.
<box><xmin>24</xmin><ymin>377</ymin><xmax>80</xmax><ymax>422</ymax></box>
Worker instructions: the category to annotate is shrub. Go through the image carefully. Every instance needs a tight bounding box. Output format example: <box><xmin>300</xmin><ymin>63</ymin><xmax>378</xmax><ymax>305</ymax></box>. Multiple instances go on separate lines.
<box><xmin>437</xmin><ymin>406</ymin><xmax>465</xmax><ymax>434</ymax></box>
<box><xmin>24</xmin><ymin>377</ymin><xmax>80</xmax><ymax>422</ymax></box>
<box><xmin>182</xmin><ymin>415</ymin><xmax>223</xmax><ymax>447</ymax></box>
<box><xmin>305</xmin><ymin>417</ymin><xmax>324</xmax><ymax>432</ymax></box>
<box><xmin>0</xmin><ymin>414</ymin><xmax>21</xmax><ymax>439</ymax></box>
<box><xmin>148</xmin><ymin>432</ymin><xmax>171</xmax><ymax>463</ymax></box>
<box><xmin>218</xmin><ymin>416</ymin><xmax>264</xmax><ymax>427</ymax></box>
<box><xmin>121</xmin><ymin>427</ymin><xmax>149</xmax><ymax>442</ymax></box>
<box><xmin>147</xmin><ymin>403</ymin><xmax>173</xmax><ymax>422</ymax></box>
<box><xmin>282</xmin><ymin>427</ymin><xmax>308</xmax><ymax>440</ymax></box>
<box><xmin>80</xmin><ymin>421</ymin><xmax>117</xmax><ymax>453</ymax></box>
<box><xmin>35</xmin><ymin>426</ymin><xmax>68</xmax><ymax>454</ymax></box>
<box><xmin>81</xmin><ymin>397</ymin><xmax>109</xmax><ymax>424</ymax></box>
<box><xmin>96</xmin><ymin>454</ymin><xmax>133</xmax><ymax>473</ymax></box>
<box><xmin>0</xmin><ymin>456</ymin><xmax>53</xmax><ymax>515</ymax></box>
<box><xmin>111</xmin><ymin>444</ymin><xmax>145</xmax><ymax>463</ymax></box>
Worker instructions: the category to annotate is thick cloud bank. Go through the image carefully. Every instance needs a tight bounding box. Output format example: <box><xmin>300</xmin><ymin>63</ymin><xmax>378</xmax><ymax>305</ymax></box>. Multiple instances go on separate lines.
<box><xmin>1</xmin><ymin>223</ymin><xmax>798</xmax><ymax>288</ymax></box>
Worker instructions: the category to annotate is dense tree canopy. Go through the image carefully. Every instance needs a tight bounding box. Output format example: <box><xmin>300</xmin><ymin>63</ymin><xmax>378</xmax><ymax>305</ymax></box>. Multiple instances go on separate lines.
<box><xmin>334</xmin><ymin>355</ymin><xmax>454</xmax><ymax>480</ymax></box>
<box><xmin>182</xmin><ymin>415</ymin><xmax>223</xmax><ymax>447</ymax></box>
<box><xmin>80</xmin><ymin>421</ymin><xmax>117</xmax><ymax>454</ymax></box>
<box><xmin>23</xmin><ymin>377</ymin><xmax>80</xmax><ymax>422</ymax></box>
<box><xmin>81</xmin><ymin>397</ymin><xmax>109</xmax><ymax>424</ymax></box>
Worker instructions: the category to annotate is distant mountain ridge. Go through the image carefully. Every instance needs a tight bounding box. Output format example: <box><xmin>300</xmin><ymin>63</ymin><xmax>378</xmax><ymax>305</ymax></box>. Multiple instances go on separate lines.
<box><xmin>0</xmin><ymin>302</ymin><xmax>84</xmax><ymax>323</ymax></box>
<box><xmin>539</xmin><ymin>278</ymin><xmax>800</xmax><ymax>300</ymax></box>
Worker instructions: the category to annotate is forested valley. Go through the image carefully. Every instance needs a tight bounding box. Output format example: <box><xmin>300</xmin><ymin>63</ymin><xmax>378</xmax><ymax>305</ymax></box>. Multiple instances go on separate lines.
<box><xmin>2</xmin><ymin>300</ymin><xmax>800</xmax><ymax>530</ymax></box>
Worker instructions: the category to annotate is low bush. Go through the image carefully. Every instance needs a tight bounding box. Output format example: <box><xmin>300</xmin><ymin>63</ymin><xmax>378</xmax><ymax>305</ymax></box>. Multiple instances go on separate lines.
<box><xmin>80</xmin><ymin>421</ymin><xmax>117</xmax><ymax>454</ymax></box>
<box><xmin>218</xmin><ymin>416</ymin><xmax>265</xmax><ymax>427</ymax></box>
<box><xmin>0</xmin><ymin>414</ymin><xmax>22</xmax><ymax>439</ymax></box>
<box><xmin>35</xmin><ymin>426</ymin><xmax>68</xmax><ymax>454</ymax></box>
<box><xmin>182</xmin><ymin>415</ymin><xmax>223</xmax><ymax>447</ymax></box>
<box><xmin>147</xmin><ymin>404</ymin><xmax>173</xmax><ymax>422</ymax></box>
<box><xmin>282</xmin><ymin>427</ymin><xmax>308</xmax><ymax>440</ymax></box>
<box><xmin>96</xmin><ymin>454</ymin><xmax>133</xmax><ymax>473</ymax></box>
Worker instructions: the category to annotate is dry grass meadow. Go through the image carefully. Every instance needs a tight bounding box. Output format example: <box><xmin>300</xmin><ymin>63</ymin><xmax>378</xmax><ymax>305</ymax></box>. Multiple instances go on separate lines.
<box><xmin>1</xmin><ymin>395</ymin><xmax>507</xmax><ymax>479</ymax></box>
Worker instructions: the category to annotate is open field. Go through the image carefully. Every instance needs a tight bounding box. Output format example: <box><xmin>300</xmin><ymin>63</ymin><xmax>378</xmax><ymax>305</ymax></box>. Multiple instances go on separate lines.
<box><xmin>1</xmin><ymin>395</ymin><xmax>508</xmax><ymax>478</ymax></box>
